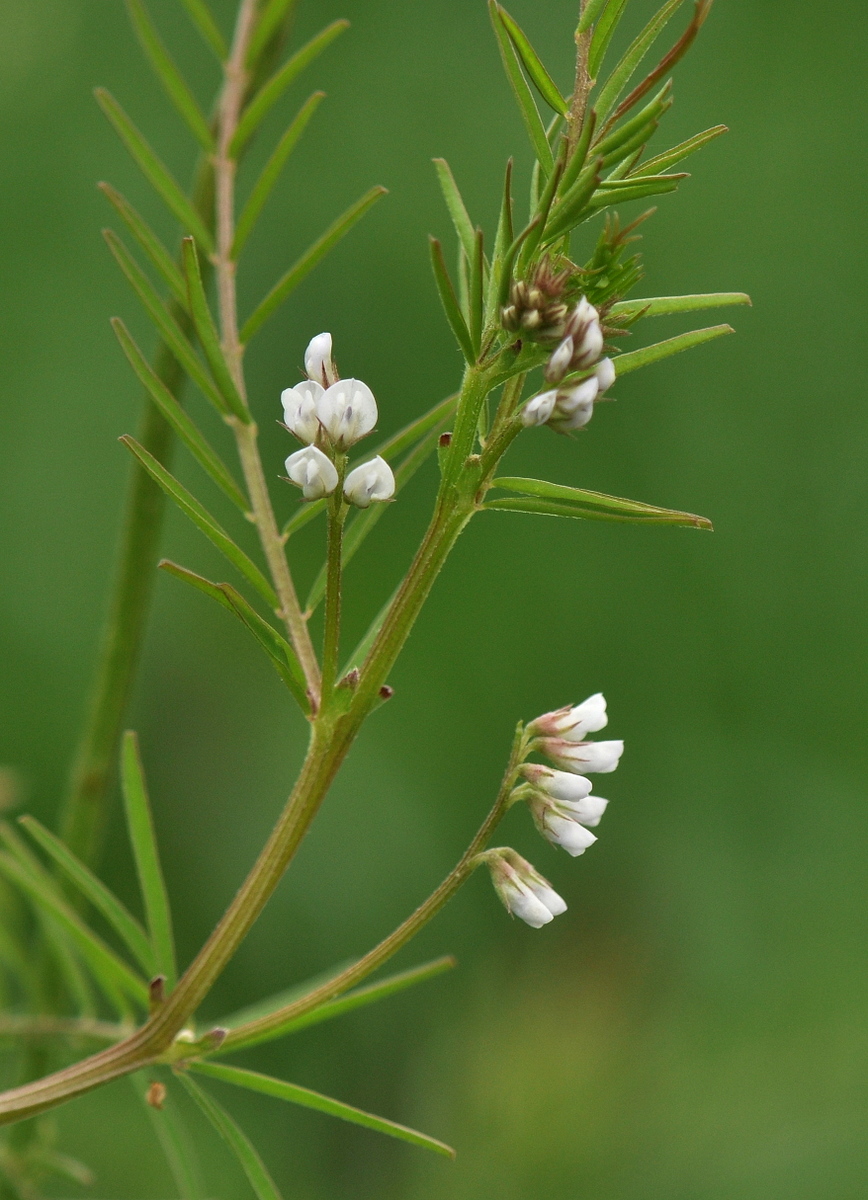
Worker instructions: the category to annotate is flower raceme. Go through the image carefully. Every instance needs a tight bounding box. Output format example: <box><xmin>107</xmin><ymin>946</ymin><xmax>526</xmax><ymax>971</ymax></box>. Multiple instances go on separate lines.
<box><xmin>282</xmin><ymin>334</ymin><xmax>379</xmax><ymax>450</ymax></box>
<box><xmin>522</xmin><ymin>358</ymin><xmax>616</xmax><ymax>432</ymax></box>
<box><xmin>521</xmin><ymin>765</ymin><xmax>609</xmax><ymax>858</ymax></box>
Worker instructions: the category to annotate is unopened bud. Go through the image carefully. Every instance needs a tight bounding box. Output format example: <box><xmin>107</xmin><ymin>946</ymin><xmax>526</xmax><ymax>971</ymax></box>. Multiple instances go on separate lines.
<box><xmin>304</xmin><ymin>332</ymin><xmax>339</xmax><ymax>387</ymax></box>
<box><xmin>285</xmin><ymin>445</ymin><xmax>339</xmax><ymax>500</ymax></box>
<box><xmin>318</xmin><ymin>379</ymin><xmax>378</xmax><ymax>449</ymax></box>
<box><xmin>595</xmin><ymin>357</ymin><xmax>616</xmax><ymax>393</ymax></box>
<box><xmin>548</xmin><ymin>377</ymin><xmax>599</xmax><ymax>433</ymax></box>
<box><xmin>545</xmin><ymin>336</ymin><xmax>575</xmax><ymax>384</ymax></box>
<box><xmin>528</xmin><ymin>693</ymin><xmax>608</xmax><ymax>741</ymax></box>
<box><xmin>486</xmin><ymin>849</ymin><xmax>567</xmax><ymax>928</ymax></box>
<box><xmin>281</xmin><ymin>380</ymin><xmax>323</xmax><ymax>444</ymax></box>
<box><xmin>343</xmin><ymin>455</ymin><xmax>395</xmax><ymax>508</ymax></box>
<box><xmin>521</xmin><ymin>390</ymin><xmax>559</xmax><ymax>427</ymax></box>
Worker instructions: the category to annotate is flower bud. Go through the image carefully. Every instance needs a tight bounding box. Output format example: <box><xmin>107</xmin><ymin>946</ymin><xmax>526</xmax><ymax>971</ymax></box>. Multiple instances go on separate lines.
<box><xmin>343</xmin><ymin>455</ymin><xmax>395</xmax><ymax>508</ymax></box>
<box><xmin>548</xmin><ymin>377</ymin><xmax>599</xmax><ymax>433</ymax></box>
<box><xmin>521</xmin><ymin>389</ymin><xmax>559</xmax><ymax>427</ymax></box>
<box><xmin>528</xmin><ymin>693</ymin><xmax>608</xmax><ymax>742</ymax></box>
<box><xmin>486</xmin><ymin>850</ymin><xmax>567</xmax><ymax>928</ymax></box>
<box><xmin>317</xmin><ymin>379</ymin><xmax>378</xmax><ymax>449</ymax></box>
<box><xmin>304</xmin><ymin>332</ymin><xmax>338</xmax><ymax>388</ymax></box>
<box><xmin>284</xmin><ymin>445</ymin><xmax>339</xmax><ymax>500</ymax></box>
<box><xmin>521</xmin><ymin>763</ymin><xmax>593</xmax><ymax>802</ymax></box>
<box><xmin>281</xmin><ymin>380</ymin><xmax>323</xmax><ymax>444</ymax></box>
<box><xmin>595</xmin><ymin>356</ymin><xmax>616</xmax><ymax>392</ymax></box>
<box><xmin>545</xmin><ymin>336</ymin><xmax>575</xmax><ymax>384</ymax></box>
<box><xmin>541</xmin><ymin>738</ymin><xmax>624</xmax><ymax>775</ymax></box>
<box><xmin>562</xmin><ymin>297</ymin><xmax>604</xmax><ymax>370</ymax></box>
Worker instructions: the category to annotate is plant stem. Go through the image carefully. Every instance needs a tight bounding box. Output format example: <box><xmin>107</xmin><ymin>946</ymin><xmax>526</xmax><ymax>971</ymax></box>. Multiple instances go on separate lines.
<box><xmin>218</xmin><ymin>724</ymin><xmax>527</xmax><ymax>1052</ymax></box>
<box><xmin>321</xmin><ymin>472</ymin><xmax>347</xmax><ymax>699</ymax></box>
<box><xmin>568</xmin><ymin>3</ymin><xmax>594</xmax><ymax>156</ymax></box>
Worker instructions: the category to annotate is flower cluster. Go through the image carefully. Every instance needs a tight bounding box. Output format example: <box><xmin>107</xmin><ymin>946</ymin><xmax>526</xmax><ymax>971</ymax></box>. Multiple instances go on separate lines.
<box><xmin>281</xmin><ymin>333</ymin><xmax>396</xmax><ymax>507</ymax></box>
<box><xmin>521</xmin><ymin>298</ymin><xmax>616</xmax><ymax>433</ymax></box>
<box><xmin>486</xmin><ymin>693</ymin><xmax>623</xmax><ymax>928</ymax></box>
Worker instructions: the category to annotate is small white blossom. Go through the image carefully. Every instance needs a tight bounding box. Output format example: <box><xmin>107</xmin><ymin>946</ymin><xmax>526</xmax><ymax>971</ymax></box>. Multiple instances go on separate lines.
<box><xmin>343</xmin><ymin>456</ymin><xmax>395</xmax><ymax>508</ymax></box>
<box><xmin>595</xmin><ymin>356</ymin><xmax>616</xmax><ymax>392</ymax></box>
<box><xmin>487</xmin><ymin>850</ymin><xmax>567</xmax><ymax>928</ymax></box>
<box><xmin>522</xmin><ymin>765</ymin><xmax>609</xmax><ymax>855</ymax></box>
<box><xmin>304</xmin><ymin>332</ymin><xmax>338</xmax><ymax>388</ymax></box>
<box><xmin>546</xmin><ymin>336</ymin><xmax>575</xmax><ymax>384</ymax></box>
<box><xmin>541</xmin><ymin>737</ymin><xmax>624</xmax><ymax>775</ymax></box>
<box><xmin>281</xmin><ymin>380</ymin><xmax>323</xmax><ymax>444</ymax></box>
<box><xmin>521</xmin><ymin>389</ymin><xmax>559</xmax><ymax>427</ymax></box>
<box><xmin>548</xmin><ymin>376</ymin><xmax>599</xmax><ymax>432</ymax></box>
<box><xmin>521</xmin><ymin>763</ymin><xmax>593</xmax><ymax>802</ymax></box>
<box><xmin>317</xmin><ymin>379</ymin><xmax>378</xmax><ymax>449</ymax></box>
<box><xmin>284</xmin><ymin>445</ymin><xmax>338</xmax><ymax>500</ymax></box>
<box><xmin>528</xmin><ymin>693</ymin><xmax>608</xmax><ymax>741</ymax></box>
<box><xmin>565</xmin><ymin>298</ymin><xmax>604</xmax><ymax>369</ymax></box>
<box><xmin>538</xmin><ymin>807</ymin><xmax>599</xmax><ymax>855</ymax></box>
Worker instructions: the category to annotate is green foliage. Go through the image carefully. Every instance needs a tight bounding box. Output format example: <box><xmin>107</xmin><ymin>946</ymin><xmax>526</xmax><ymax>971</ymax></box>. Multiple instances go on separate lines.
<box><xmin>181</xmin><ymin>239</ymin><xmax>250</xmax><ymax>422</ymax></box>
<box><xmin>487</xmin><ymin>478</ymin><xmax>712</xmax><ymax>528</ymax></box>
<box><xmin>614</xmin><ymin>323</ymin><xmax>734</xmax><ymax>374</ymax></box>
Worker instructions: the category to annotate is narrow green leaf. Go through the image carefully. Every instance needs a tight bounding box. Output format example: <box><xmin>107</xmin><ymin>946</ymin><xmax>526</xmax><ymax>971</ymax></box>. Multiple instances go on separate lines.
<box><xmin>282</xmin><ymin>392</ymin><xmax>457</xmax><ymax>539</ymax></box>
<box><xmin>631</xmin><ymin>124</ymin><xmax>727</xmax><ymax>175</ymax></box>
<box><xmin>497</xmin><ymin>216</ymin><xmax>542</xmax><ymax>310</ymax></box>
<box><xmin>430</xmin><ymin>237</ymin><xmax>476</xmax><ymax>362</ymax></box>
<box><xmin>125</xmin><ymin>0</ymin><xmax>214</xmax><ymax>150</ymax></box>
<box><xmin>189</xmin><ymin>1062</ymin><xmax>455</xmax><ymax>1159</ymax></box>
<box><xmin>489</xmin><ymin>1</ymin><xmax>554</xmax><ymax>171</ymax></box>
<box><xmin>521</xmin><ymin>150</ymin><xmax>565</xmax><ymax>267</ymax></box>
<box><xmin>610</xmin><ymin>0</ymin><xmax>712</xmax><ymax>124</ymax></box>
<box><xmin>611</xmin><ymin>292</ymin><xmax>750</xmax><ymax>318</ymax></box>
<box><xmin>559</xmin><ymin>108</ymin><xmax>597</xmax><ymax>194</ymax></box>
<box><xmin>121</xmin><ymin>732</ymin><xmax>177</xmax><ymax>989</ymax></box>
<box><xmin>586</xmin><ymin>174</ymin><xmax>681</xmax><ymax>209</ymax></box>
<box><xmin>486</xmin><ymin>158</ymin><xmax>514</xmax><ymax>320</ymax></box>
<box><xmin>577</xmin><ymin>0</ymin><xmax>612</xmax><ymax>35</ymax></box>
<box><xmin>233</xmin><ymin>92</ymin><xmax>325</xmax><ymax>256</ymax></box>
<box><xmin>247</xmin><ymin>0</ymin><xmax>300</xmax><ymax>66</ymax></box>
<box><xmin>432</xmin><ymin>159</ymin><xmax>476</xmax><ymax>262</ymax></box>
<box><xmin>181</xmin><ymin>239</ymin><xmax>250</xmax><ymax>423</ymax></box>
<box><xmin>231</xmin><ymin>21</ymin><xmax>350</xmax><ymax>156</ymax></box>
<box><xmin>614</xmin><ymin>323</ymin><xmax>734</xmax><ymax>373</ymax></box>
<box><xmin>594</xmin><ymin>82</ymin><xmax>671</xmax><ymax>159</ymax></box>
<box><xmin>99</xmin><ymin>183</ymin><xmax>187</xmax><ymax>308</ymax></box>
<box><xmin>218</xmin><ymin>960</ymin><xmax>355</xmax><ymax>1032</ymax></box>
<box><xmin>0</xmin><ymin>849</ymin><xmax>148</xmax><ymax>1006</ymax></box>
<box><xmin>179</xmin><ymin>0</ymin><xmax>227</xmax><ymax>59</ymax></box>
<box><xmin>179</xmin><ymin>1075</ymin><xmax>284</xmax><ymax>1200</ymax></box>
<box><xmin>488</xmin><ymin>477</ymin><xmax>712</xmax><ymax>527</ymax></box>
<box><xmin>18</xmin><ymin>815</ymin><xmax>154</xmax><ymax>977</ymax></box>
<box><xmin>121</xmin><ymin>437</ymin><xmax>279</xmax><ymax>608</ymax></box>
<box><xmin>112</xmin><ymin>320</ymin><xmax>249</xmax><ymax>510</ymax></box>
<box><xmin>305</xmin><ymin>422</ymin><xmax>445</xmax><ymax>613</ymax></box>
<box><xmin>595</xmin><ymin>0</ymin><xmax>685</xmax><ymax>120</ymax></box>
<box><xmin>220</xmin><ymin>958</ymin><xmax>456</xmax><ymax>1052</ymax></box>
<box><xmin>136</xmin><ymin>1072</ymin><xmax>205</xmax><ymax>1200</ymax></box>
<box><xmin>159</xmin><ymin>561</ymin><xmax>309</xmax><ymax>711</ymax></box>
<box><xmin>32</xmin><ymin>1151</ymin><xmax>95</xmax><ymax>1188</ymax></box>
<box><xmin>544</xmin><ymin>159</ymin><xmax>601</xmax><ymax>241</ymax></box>
<box><xmin>241</xmin><ymin>187</ymin><xmax>387</xmax><ymax>343</ymax></box>
<box><xmin>103</xmin><ymin>229</ymin><xmax>226</xmax><ymax>414</ymax></box>
<box><xmin>469</xmin><ymin>228</ymin><xmax>485</xmax><ymax>354</ymax></box>
<box><xmin>95</xmin><ymin>89</ymin><xmax>214</xmax><ymax>252</ymax></box>
<box><xmin>588</xmin><ymin>0</ymin><xmax>630</xmax><ymax>80</ymax></box>
<box><xmin>496</xmin><ymin>5</ymin><xmax>568</xmax><ymax>115</ymax></box>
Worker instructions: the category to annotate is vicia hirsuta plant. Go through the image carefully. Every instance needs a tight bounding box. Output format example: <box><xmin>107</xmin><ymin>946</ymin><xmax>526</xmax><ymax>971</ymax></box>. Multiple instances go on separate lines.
<box><xmin>0</xmin><ymin>0</ymin><xmax>748</xmax><ymax>1191</ymax></box>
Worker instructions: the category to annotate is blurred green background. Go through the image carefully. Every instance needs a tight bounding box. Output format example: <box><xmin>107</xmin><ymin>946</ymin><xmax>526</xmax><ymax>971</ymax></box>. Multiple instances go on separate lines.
<box><xmin>1</xmin><ymin>0</ymin><xmax>867</xmax><ymax>1196</ymax></box>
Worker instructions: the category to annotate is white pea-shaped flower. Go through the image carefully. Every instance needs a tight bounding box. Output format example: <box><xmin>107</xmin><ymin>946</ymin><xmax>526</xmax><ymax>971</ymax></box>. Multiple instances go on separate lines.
<box><xmin>304</xmin><ymin>332</ymin><xmax>338</xmax><ymax>388</ymax></box>
<box><xmin>343</xmin><ymin>456</ymin><xmax>395</xmax><ymax>508</ymax></box>
<box><xmin>521</xmin><ymin>389</ymin><xmax>559</xmax><ymax>427</ymax></box>
<box><xmin>595</xmin><ymin>356</ymin><xmax>616</xmax><ymax>392</ymax></box>
<box><xmin>317</xmin><ymin>379</ymin><xmax>378</xmax><ymax>449</ymax></box>
<box><xmin>528</xmin><ymin>693</ymin><xmax>609</xmax><ymax>741</ymax></box>
<box><xmin>281</xmin><ymin>380</ymin><xmax>323</xmax><ymax>444</ymax></box>
<box><xmin>487</xmin><ymin>850</ymin><xmax>567</xmax><ymax>929</ymax></box>
<box><xmin>545</xmin><ymin>336</ymin><xmax>575</xmax><ymax>384</ymax></box>
<box><xmin>284</xmin><ymin>445</ymin><xmax>338</xmax><ymax>500</ymax></box>
<box><xmin>541</xmin><ymin>737</ymin><xmax>624</xmax><ymax>775</ymax></box>
<box><xmin>548</xmin><ymin>377</ymin><xmax>599</xmax><ymax>432</ymax></box>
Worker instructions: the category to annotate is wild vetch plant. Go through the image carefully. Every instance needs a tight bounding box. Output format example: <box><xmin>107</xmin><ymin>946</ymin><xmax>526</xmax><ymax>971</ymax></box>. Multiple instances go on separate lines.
<box><xmin>0</xmin><ymin>0</ymin><xmax>748</xmax><ymax>1190</ymax></box>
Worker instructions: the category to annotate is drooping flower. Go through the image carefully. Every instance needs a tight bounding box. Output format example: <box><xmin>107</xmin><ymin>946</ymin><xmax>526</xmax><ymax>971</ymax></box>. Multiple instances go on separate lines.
<box><xmin>595</xmin><ymin>356</ymin><xmax>616</xmax><ymax>392</ymax></box>
<box><xmin>304</xmin><ymin>332</ymin><xmax>338</xmax><ymax>388</ymax></box>
<box><xmin>281</xmin><ymin>380</ymin><xmax>323</xmax><ymax>444</ymax></box>
<box><xmin>521</xmin><ymin>389</ymin><xmax>559</xmax><ymax>427</ymax></box>
<box><xmin>547</xmin><ymin>376</ymin><xmax>599</xmax><ymax>433</ymax></box>
<box><xmin>486</xmin><ymin>849</ymin><xmax>567</xmax><ymax>928</ymax></box>
<box><xmin>521</xmin><ymin>764</ymin><xmax>609</xmax><ymax>856</ymax></box>
<box><xmin>540</xmin><ymin>737</ymin><xmax>624</xmax><ymax>775</ymax></box>
<box><xmin>343</xmin><ymin>456</ymin><xmax>395</xmax><ymax>508</ymax></box>
<box><xmin>545</xmin><ymin>297</ymin><xmax>605</xmax><ymax>383</ymax></box>
<box><xmin>317</xmin><ymin>379</ymin><xmax>378</xmax><ymax>449</ymax></box>
<box><xmin>284</xmin><ymin>445</ymin><xmax>339</xmax><ymax>500</ymax></box>
<box><xmin>528</xmin><ymin>693</ymin><xmax>608</xmax><ymax>741</ymax></box>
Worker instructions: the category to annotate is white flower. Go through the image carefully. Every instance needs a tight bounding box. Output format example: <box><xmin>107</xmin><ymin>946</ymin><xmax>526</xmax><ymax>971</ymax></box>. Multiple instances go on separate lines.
<box><xmin>304</xmin><ymin>332</ymin><xmax>338</xmax><ymax>388</ymax></box>
<box><xmin>284</xmin><ymin>445</ymin><xmax>339</xmax><ymax>500</ymax></box>
<box><xmin>522</xmin><ymin>765</ymin><xmax>609</xmax><ymax>855</ymax></box>
<box><xmin>565</xmin><ymin>298</ymin><xmax>604</xmax><ymax>369</ymax></box>
<box><xmin>317</xmin><ymin>379</ymin><xmax>378</xmax><ymax>449</ymax></box>
<box><xmin>538</xmin><ymin>808</ymin><xmax>598</xmax><ymax>856</ymax></box>
<box><xmin>343</xmin><ymin>456</ymin><xmax>395</xmax><ymax>508</ymax></box>
<box><xmin>521</xmin><ymin>763</ymin><xmax>593</xmax><ymax>801</ymax></box>
<box><xmin>595</xmin><ymin>356</ymin><xmax>616</xmax><ymax>392</ymax></box>
<box><xmin>528</xmin><ymin>693</ymin><xmax>608</xmax><ymax>741</ymax></box>
<box><xmin>487</xmin><ymin>850</ymin><xmax>567</xmax><ymax>928</ymax></box>
<box><xmin>281</xmin><ymin>380</ymin><xmax>323</xmax><ymax>444</ymax></box>
<box><xmin>521</xmin><ymin>389</ymin><xmax>559</xmax><ymax>427</ymax></box>
<box><xmin>541</xmin><ymin>738</ymin><xmax>624</xmax><ymax>774</ymax></box>
<box><xmin>545</xmin><ymin>336</ymin><xmax>574</xmax><ymax>384</ymax></box>
<box><xmin>548</xmin><ymin>376</ymin><xmax>599</xmax><ymax>432</ymax></box>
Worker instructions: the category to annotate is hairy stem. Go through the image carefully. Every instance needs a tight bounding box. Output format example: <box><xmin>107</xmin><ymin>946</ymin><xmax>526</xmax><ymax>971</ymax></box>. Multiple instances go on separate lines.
<box><xmin>568</xmin><ymin>4</ymin><xmax>594</xmax><ymax>155</ymax></box>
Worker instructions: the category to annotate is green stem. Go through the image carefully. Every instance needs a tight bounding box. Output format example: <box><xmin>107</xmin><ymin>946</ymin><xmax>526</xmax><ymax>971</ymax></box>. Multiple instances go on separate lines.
<box><xmin>321</xmin><ymin>466</ymin><xmax>347</xmax><ymax>699</ymax></box>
